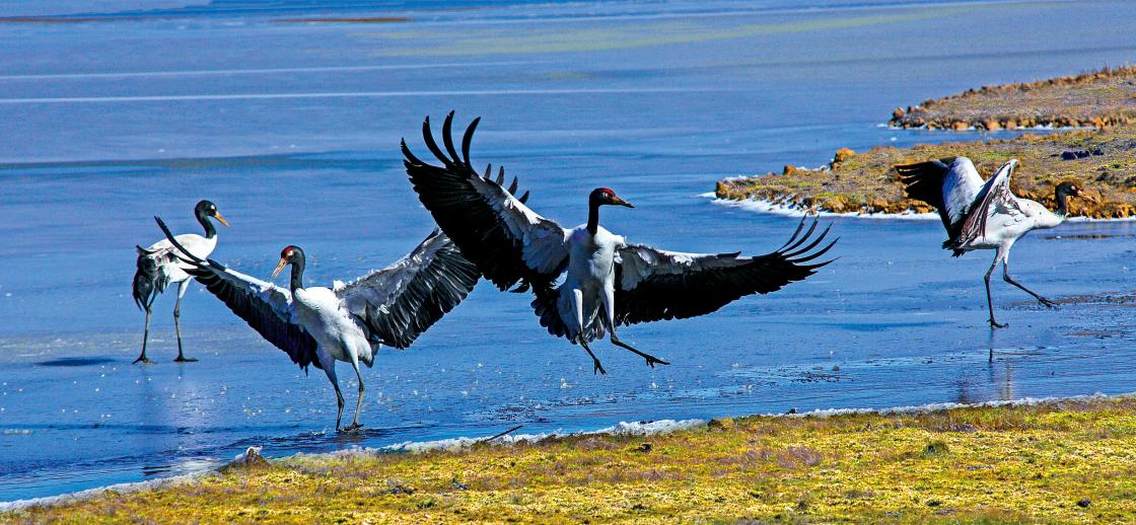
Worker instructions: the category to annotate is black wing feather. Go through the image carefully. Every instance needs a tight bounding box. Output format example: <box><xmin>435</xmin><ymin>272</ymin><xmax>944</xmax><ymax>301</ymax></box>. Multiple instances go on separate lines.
<box><xmin>614</xmin><ymin>218</ymin><xmax>836</xmax><ymax>326</ymax></box>
<box><xmin>339</xmin><ymin>230</ymin><xmax>481</xmax><ymax>349</ymax></box>
<box><xmin>402</xmin><ymin>111</ymin><xmax>565</xmax><ymax>292</ymax></box>
<box><xmin>895</xmin><ymin>157</ymin><xmax>955</xmax><ymax>231</ymax></box>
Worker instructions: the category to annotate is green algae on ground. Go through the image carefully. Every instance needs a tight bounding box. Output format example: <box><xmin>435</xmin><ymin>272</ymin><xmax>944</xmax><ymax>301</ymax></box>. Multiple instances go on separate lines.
<box><xmin>715</xmin><ymin>126</ymin><xmax>1136</xmax><ymax>219</ymax></box>
<box><xmin>9</xmin><ymin>396</ymin><xmax>1136</xmax><ymax>524</ymax></box>
<box><xmin>890</xmin><ymin>65</ymin><xmax>1136</xmax><ymax>131</ymax></box>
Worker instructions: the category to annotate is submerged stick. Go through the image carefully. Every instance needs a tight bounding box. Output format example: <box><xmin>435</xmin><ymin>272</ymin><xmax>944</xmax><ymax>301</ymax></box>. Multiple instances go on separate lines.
<box><xmin>478</xmin><ymin>424</ymin><xmax>523</xmax><ymax>444</ymax></box>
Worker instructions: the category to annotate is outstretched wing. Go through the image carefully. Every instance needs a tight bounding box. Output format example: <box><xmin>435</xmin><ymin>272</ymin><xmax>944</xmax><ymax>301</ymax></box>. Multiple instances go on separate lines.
<box><xmin>336</xmin><ymin>230</ymin><xmax>480</xmax><ymax>349</ymax></box>
<box><xmin>896</xmin><ymin>156</ymin><xmax>984</xmax><ymax>233</ymax></box>
<box><xmin>403</xmin><ymin>112</ymin><xmax>570</xmax><ymax>292</ymax></box>
<box><xmin>613</xmin><ymin>218</ymin><xmax>836</xmax><ymax>325</ymax></box>
<box><xmin>954</xmin><ymin>160</ymin><xmax>1023</xmax><ymax>248</ymax></box>
<box><xmin>154</xmin><ymin>217</ymin><xmax>321</xmax><ymax>371</ymax></box>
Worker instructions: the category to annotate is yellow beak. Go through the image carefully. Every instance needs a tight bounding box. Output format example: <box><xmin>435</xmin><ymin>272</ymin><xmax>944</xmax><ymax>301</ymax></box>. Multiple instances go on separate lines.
<box><xmin>213</xmin><ymin>212</ymin><xmax>231</xmax><ymax>227</ymax></box>
<box><xmin>271</xmin><ymin>258</ymin><xmax>288</xmax><ymax>279</ymax></box>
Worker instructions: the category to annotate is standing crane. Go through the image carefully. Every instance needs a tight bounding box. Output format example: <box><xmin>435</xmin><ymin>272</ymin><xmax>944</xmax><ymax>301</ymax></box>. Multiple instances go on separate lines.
<box><xmin>155</xmin><ymin>218</ymin><xmax>480</xmax><ymax>432</ymax></box>
<box><xmin>896</xmin><ymin>157</ymin><xmax>1084</xmax><ymax>328</ymax></box>
<box><xmin>132</xmin><ymin>200</ymin><xmax>229</xmax><ymax>364</ymax></box>
<box><xmin>403</xmin><ymin>112</ymin><xmax>835</xmax><ymax>374</ymax></box>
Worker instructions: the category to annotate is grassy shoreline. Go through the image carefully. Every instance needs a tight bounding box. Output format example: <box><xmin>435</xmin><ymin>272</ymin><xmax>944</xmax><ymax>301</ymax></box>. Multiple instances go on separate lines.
<box><xmin>8</xmin><ymin>396</ymin><xmax>1136</xmax><ymax>523</ymax></box>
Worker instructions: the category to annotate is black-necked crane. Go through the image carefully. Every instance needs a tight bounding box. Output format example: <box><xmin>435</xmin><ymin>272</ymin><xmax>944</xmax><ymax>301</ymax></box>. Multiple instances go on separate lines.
<box><xmin>896</xmin><ymin>157</ymin><xmax>1083</xmax><ymax>329</ymax></box>
<box><xmin>132</xmin><ymin>200</ymin><xmax>229</xmax><ymax>364</ymax></box>
<box><xmin>402</xmin><ymin>112</ymin><xmax>836</xmax><ymax>374</ymax></box>
<box><xmin>155</xmin><ymin>218</ymin><xmax>479</xmax><ymax>432</ymax></box>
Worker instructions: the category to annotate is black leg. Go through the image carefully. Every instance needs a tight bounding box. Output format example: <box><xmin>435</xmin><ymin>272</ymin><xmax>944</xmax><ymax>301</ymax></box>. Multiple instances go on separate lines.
<box><xmin>610</xmin><ymin>334</ymin><xmax>670</xmax><ymax>368</ymax></box>
<box><xmin>333</xmin><ymin>384</ymin><xmax>345</xmax><ymax>432</ymax></box>
<box><xmin>134</xmin><ymin>308</ymin><xmax>154</xmax><ymax>364</ymax></box>
<box><xmin>322</xmin><ymin>359</ymin><xmax>346</xmax><ymax>432</ymax></box>
<box><xmin>578</xmin><ymin>337</ymin><xmax>606</xmax><ymax>375</ymax></box>
<box><xmin>342</xmin><ymin>362</ymin><xmax>365</xmax><ymax>432</ymax></box>
<box><xmin>985</xmin><ymin>256</ymin><xmax>1007</xmax><ymax>329</ymax></box>
<box><xmin>173</xmin><ymin>290</ymin><xmax>198</xmax><ymax>363</ymax></box>
<box><xmin>1003</xmin><ymin>264</ymin><xmax>1056</xmax><ymax>308</ymax></box>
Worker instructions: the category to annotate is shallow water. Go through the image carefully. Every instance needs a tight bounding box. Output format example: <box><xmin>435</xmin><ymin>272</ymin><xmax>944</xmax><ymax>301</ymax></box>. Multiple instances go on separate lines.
<box><xmin>2</xmin><ymin>0</ymin><xmax>1136</xmax><ymax>502</ymax></box>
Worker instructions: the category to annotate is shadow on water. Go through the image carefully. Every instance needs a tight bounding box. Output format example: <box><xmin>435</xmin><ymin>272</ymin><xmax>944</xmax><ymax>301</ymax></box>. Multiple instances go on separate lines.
<box><xmin>35</xmin><ymin>357</ymin><xmax>116</xmax><ymax>367</ymax></box>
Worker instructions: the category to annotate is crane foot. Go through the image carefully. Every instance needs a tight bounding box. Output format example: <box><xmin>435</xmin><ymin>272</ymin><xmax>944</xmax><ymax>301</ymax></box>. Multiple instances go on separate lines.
<box><xmin>133</xmin><ymin>355</ymin><xmax>154</xmax><ymax>364</ymax></box>
<box><xmin>610</xmin><ymin>336</ymin><xmax>670</xmax><ymax>368</ymax></box>
<box><xmin>174</xmin><ymin>356</ymin><xmax>199</xmax><ymax>363</ymax></box>
<box><xmin>643</xmin><ymin>355</ymin><xmax>670</xmax><ymax>368</ymax></box>
<box><xmin>989</xmin><ymin>319</ymin><xmax>1008</xmax><ymax>329</ymax></box>
<box><xmin>1038</xmin><ymin>297</ymin><xmax>1057</xmax><ymax>308</ymax></box>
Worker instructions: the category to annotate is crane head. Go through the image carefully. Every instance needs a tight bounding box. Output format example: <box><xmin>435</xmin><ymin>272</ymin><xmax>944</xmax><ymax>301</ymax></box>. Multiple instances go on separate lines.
<box><xmin>590</xmin><ymin>187</ymin><xmax>634</xmax><ymax>208</ymax></box>
<box><xmin>195</xmin><ymin>200</ymin><xmax>230</xmax><ymax>227</ymax></box>
<box><xmin>273</xmin><ymin>245</ymin><xmax>303</xmax><ymax>278</ymax></box>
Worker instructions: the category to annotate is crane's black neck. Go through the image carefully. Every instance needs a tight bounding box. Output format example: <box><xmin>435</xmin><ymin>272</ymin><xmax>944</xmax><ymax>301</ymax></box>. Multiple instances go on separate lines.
<box><xmin>288</xmin><ymin>252</ymin><xmax>306</xmax><ymax>292</ymax></box>
<box><xmin>587</xmin><ymin>197</ymin><xmax>602</xmax><ymax>235</ymax></box>
<box><xmin>1055</xmin><ymin>189</ymin><xmax>1070</xmax><ymax>217</ymax></box>
<box><xmin>195</xmin><ymin>208</ymin><xmax>217</xmax><ymax>239</ymax></box>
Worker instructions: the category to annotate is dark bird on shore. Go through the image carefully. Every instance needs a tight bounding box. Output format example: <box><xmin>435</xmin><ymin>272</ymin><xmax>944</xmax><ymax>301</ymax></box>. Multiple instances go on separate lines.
<box><xmin>132</xmin><ymin>200</ymin><xmax>229</xmax><ymax>364</ymax></box>
<box><xmin>155</xmin><ymin>218</ymin><xmax>480</xmax><ymax>432</ymax></box>
<box><xmin>896</xmin><ymin>157</ymin><xmax>1083</xmax><ymax>329</ymax></box>
<box><xmin>402</xmin><ymin>112</ymin><xmax>836</xmax><ymax>374</ymax></box>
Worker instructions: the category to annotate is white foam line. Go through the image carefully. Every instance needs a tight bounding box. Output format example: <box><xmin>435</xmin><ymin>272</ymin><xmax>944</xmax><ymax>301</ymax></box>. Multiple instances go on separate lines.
<box><xmin>376</xmin><ymin>418</ymin><xmax>706</xmax><ymax>455</ymax></box>
<box><xmin>777</xmin><ymin>391</ymin><xmax>1125</xmax><ymax>419</ymax></box>
<box><xmin>707</xmin><ymin>195</ymin><xmax>939</xmax><ymax>221</ymax></box>
<box><xmin>710</xmin><ymin>195</ymin><xmax>1136</xmax><ymax>223</ymax></box>
<box><xmin>0</xmin><ymin>87</ymin><xmax>729</xmax><ymax>105</ymax></box>
<box><xmin>0</xmin><ymin>61</ymin><xmax>538</xmax><ymax>81</ymax></box>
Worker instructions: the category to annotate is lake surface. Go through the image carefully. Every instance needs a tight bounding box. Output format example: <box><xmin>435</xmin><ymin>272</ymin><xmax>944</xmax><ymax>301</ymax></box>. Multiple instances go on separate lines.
<box><xmin>2</xmin><ymin>0</ymin><xmax>1136</xmax><ymax>502</ymax></box>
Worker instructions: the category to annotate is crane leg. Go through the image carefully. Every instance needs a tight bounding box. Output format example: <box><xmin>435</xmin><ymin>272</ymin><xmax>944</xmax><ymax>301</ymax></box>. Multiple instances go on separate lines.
<box><xmin>600</xmin><ymin>292</ymin><xmax>668</xmax><ymax>368</ymax></box>
<box><xmin>324</xmin><ymin>370</ymin><xmax>345</xmax><ymax>432</ymax></box>
<box><xmin>1002</xmin><ymin>262</ymin><xmax>1056</xmax><ymax>308</ymax></box>
<box><xmin>333</xmin><ymin>385</ymin><xmax>345</xmax><ymax>432</ymax></box>
<box><xmin>173</xmin><ymin>281</ymin><xmax>197</xmax><ymax>362</ymax></box>
<box><xmin>342</xmin><ymin>359</ymin><xmax>365</xmax><ymax>432</ymax></box>
<box><xmin>577</xmin><ymin>337</ymin><xmax>607</xmax><ymax>375</ymax></box>
<box><xmin>985</xmin><ymin>251</ymin><xmax>1008</xmax><ymax>329</ymax></box>
<box><xmin>134</xmin><ymin>307</ymin><xmax>154</xmax><ymax>364</ymax></box>
<box><xmin>609</xmin><ymin>334</ymin><xmax>669</xmax><ymax>368</ymax></box>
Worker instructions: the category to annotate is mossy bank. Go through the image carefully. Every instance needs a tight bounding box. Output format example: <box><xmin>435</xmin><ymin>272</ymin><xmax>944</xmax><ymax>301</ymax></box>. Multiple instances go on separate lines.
<box><xmin>8</xmin><ymin>396</ymin><xmax>1136</xmax><ymax>523</ymax></box>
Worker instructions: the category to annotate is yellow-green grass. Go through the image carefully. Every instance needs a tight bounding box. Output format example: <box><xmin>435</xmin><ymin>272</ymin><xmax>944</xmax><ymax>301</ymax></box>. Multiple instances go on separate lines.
<box><xmin>890</xmin><ymin>65</ymin><xmax>1136</xmax><ymax>130</ymax></box>
<box><xmin>716</xmin><ymin>126</ymin><xmax>1136</xmax><ymax>219</ymax></box>
<box><xmin>9</xmin><ymin>396</ymin><xmax>1136</xmax><ymax>523</ymax></box>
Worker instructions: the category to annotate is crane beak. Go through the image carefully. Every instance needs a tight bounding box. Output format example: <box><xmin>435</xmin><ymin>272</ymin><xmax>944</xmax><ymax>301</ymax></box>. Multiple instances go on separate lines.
<box><xmin>213</xmin><ymin>212</ymin><xmax>231</xmax><ymax>227</ymax></box>
<box><xmin>271</xmin><ymin>258</ymin><xmax>288</xmax><ymax>279</ymax></box>
<box><xmin>613</xmin><ymin>196</ymin><xmax>634</xmax><ymax>208</ymax></box>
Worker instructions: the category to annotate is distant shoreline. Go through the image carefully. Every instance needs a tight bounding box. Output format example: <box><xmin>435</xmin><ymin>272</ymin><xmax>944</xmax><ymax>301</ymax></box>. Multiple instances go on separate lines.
<box><xmin>889</xmin><ymin>65</ymin><xmax>1136</xmax><ymax>131</ymax></box>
